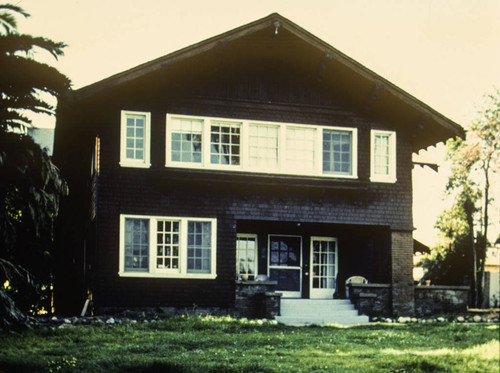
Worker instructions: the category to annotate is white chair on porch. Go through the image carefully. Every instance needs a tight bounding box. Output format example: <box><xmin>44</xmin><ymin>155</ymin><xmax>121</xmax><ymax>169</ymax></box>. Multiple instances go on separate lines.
<box><xmin>345</xmin><ymin>276</ymin><xmax>368</xmax><ymax>298</ymax></box>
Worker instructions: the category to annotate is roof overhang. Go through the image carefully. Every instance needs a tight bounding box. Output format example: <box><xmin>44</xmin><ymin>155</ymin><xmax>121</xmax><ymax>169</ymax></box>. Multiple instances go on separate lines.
<box><xmin>69</xmin><ymin>13</ymin><xmax>464</xmax><ymax>151</ymax></box>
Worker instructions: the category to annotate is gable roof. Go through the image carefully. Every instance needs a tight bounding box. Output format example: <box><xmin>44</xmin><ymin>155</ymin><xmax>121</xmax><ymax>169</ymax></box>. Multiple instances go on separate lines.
<box><xmin>71</xmin><ymin>13</ymin><xmax>464</xmax><ymax>151</ymax></box>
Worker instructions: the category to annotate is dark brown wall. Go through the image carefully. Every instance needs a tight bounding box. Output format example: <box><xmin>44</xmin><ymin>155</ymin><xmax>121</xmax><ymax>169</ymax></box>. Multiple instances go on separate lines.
<box><xmin>54</xmin><ymin>70</ymin><xmax>414</xmax><ymax>312</ymax></box>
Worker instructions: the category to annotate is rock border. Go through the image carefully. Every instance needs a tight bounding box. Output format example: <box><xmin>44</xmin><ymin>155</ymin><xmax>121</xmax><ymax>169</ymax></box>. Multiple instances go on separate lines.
<box><xmin>13</xmin><ymin>311</ymin><xmax>499</xmax><ymax>330</ymax></box>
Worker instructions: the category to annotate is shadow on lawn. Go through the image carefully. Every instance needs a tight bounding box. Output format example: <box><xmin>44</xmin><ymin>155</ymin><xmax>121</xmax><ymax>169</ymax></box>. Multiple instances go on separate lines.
<box><xmin>123</xmin><ymin>362</ymin><xmax>274</xmax><ymax>373</ymax></box>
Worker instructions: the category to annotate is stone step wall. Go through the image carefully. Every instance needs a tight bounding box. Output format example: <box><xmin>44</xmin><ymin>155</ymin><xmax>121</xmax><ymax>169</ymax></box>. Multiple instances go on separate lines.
<box><xmin>348</xmin><ymin>283</ymin><xmax>470</xmax><ymax>317</ymax></box>
<box><xmin>235</xmin><ymin>281</ymin><xmax>281</xmax><ymax>319</ymax></box>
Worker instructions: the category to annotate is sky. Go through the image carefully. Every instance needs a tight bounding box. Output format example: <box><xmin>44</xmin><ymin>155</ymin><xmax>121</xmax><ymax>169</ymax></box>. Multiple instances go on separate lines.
<box><xmin>16</xmin><ymin>0</ymin><xmax>500</xmax><ymax>245</ymax></box>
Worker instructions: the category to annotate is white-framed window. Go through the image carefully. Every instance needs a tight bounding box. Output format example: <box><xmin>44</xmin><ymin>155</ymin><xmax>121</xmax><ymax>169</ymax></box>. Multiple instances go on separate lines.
<box><xmin>119</xmin><ymin>214</ymin><xmax>217</xmax><ymax>279</ymax></box>
<box><xmin>370</xmin><ymin>130</ymin><xmax>396</xmax><ymax>183</ymax></box>
<box><xmin>166</xmin><ymin>114</ymin><xmax>357</xmax><ymax>179</ymax></box>
<box><xmin>236</xmin><ymin>234</ymin><xmax>258</xmax><ymax>279</ymax></box>
<box><xmin>323</xmin><ymin>129</ymin><xmax>354</xmax><ymax>176</ymax></box>
<box><xmin>120</xmin><ymin>110</ymin><xmax>151</xmax><ymax>168</ymax></box>
<box><xmin>285</xmin><ymin>126</ymin><xmax>316</xmax><ymax>173</ymax></box>
<box><xmin>248</xmin><ymin>124</ymin><xmax>279</xmax><ymax>170</ymax></box>
<box><xmin>210</xmin><ymin>121</ymin><xmax>241</xmax><ymax>166</ymax></box>
<box><xmin>170</xmin><ymin>117</ymin><xmax>203</xmax><ymax>163</ymax></box>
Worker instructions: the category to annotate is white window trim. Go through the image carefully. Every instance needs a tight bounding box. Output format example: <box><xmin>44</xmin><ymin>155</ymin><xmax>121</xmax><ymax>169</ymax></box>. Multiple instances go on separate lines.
<box><xmin>166</xmin><ymin>113</ymin><xmax>358</xmax><ymax>179</ymax></box>
<box><xmin>119</xmin><ymin>214</ymin><xmax>217</xmax><ymax>279</ymax></box>
<box><xmin>120</xmin><ymin>110</ymin><xmax>151</xmax><ymax>168</ymax></box>
<box><xmin>370</xmin><ymin>129</ymin><xmax>397</xmax><ymax>183</ymax></box>
<box><xmin>236</xmin><ymin>233</ymin><xmax>258</xmax><ymax>279</ymax></box>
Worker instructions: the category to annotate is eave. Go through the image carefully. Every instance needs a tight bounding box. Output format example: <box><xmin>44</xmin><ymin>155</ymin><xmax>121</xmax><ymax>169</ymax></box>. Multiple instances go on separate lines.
<box><xmin>68</xmin><ymin>13</ymin><xmax>464</xmax><ymax>151</ymax></box>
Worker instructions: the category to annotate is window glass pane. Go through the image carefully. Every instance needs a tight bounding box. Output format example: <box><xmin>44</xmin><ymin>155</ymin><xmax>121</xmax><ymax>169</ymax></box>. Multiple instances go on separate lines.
<box><xmin>210</xmin><ymin>122</ymin><xmax>241</xmax><ymax>165</ymax></box>
<box><xmin>124</xmin><ymin>218</ymin><xmax>149</xmax><ymax>272</ymax></box>
<box><xmin>156</xmin><ymin>219</ymin><xmax>181</xmax><ymax>270</ymax></box>
<box><xmin>170</xmin><ymin>118</ymin><xmax>203</xmax><ymax>163</ymax></box>
<box><xmin>269</xmin><ymin>236</ymin><xmax>301</xmax><ymax>267</ymax></box>
<box><xmin>323</xmin><ymin>129</ymin><xmax>352</xmax><ymax>175</ymax></box>
<box><xmin>124</xmin><ymin>114</ymin><xmax>147</xmax><ymax>161</ymax></box>
<box><xmin>236</xmin><ymin>235</ymin><xmax>257</xmax><ymax>277</ymax></box>
<box><xmin>249</xmin><ymin>124</ymin><xmax>278</xmax><ymax>169</ymax></box>
<box><xmin>373</xmin><ymin>133</ymin><xmax>391</xmax><ymax>175</ymax></box>
<box><xmin>286</xmin><ymin>127</ymin><xmax>315</xmax><ymax>172</ymax></box>
<box><xmin>187</xmin><ymin>221</ymin><xmax>212</xmax><ymax>273</ymax></box>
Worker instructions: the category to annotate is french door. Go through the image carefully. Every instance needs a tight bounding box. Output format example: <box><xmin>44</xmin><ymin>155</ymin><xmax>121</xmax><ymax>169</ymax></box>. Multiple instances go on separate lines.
<box><xmin>268</xmin><ymin>235</ymin><xmax>302</xmax><ymax>298</ymax></box>
<box><xmin>310</xmin><ymin>237</ymin><xmax>338</xmax><ymax>299</ymax></box>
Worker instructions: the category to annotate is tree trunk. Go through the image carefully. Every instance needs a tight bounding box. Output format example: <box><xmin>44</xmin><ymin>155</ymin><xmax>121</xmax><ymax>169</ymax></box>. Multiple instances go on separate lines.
<box><xmin>464</xmin><ymin>198</ymin><xmax>477</xmax><ymax>307</ymax></box>
<box><xmin>478</xmin><ymin>165</ymin><xmax>490</xmax><ymax>308</ymax></box>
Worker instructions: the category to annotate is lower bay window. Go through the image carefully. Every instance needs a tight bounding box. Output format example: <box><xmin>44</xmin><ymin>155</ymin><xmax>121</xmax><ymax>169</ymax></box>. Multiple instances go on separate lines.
<box><xmin>166</xmin><ymin>114</ymin><xmax>357</xmax><ymax>179</ymax></box>
<box><xmin>119</xmin><ymin>214</ymin><xmax>217</xmax><ymax>279</ymax></box>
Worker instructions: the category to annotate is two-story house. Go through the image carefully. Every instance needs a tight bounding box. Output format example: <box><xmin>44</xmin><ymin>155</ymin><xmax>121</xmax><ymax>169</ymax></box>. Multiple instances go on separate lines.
<box><xmin>53</xmin><ymin>14</ymin><xmax>463</xmax><ymax>320</ymax></box>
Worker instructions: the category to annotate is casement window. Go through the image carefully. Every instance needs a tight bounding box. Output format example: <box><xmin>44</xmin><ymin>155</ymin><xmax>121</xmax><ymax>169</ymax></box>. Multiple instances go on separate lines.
<box><xmin>120</xmin><ymin>110</ymin><xmax>151</xmax><ymax>168</ymax></box>
<box><xmin>323</xmin><ymin>129</ymin><xmax>353</xmax><ymax>175</ymax></box>
<box><xmin>286</xmin><ymin>126</ymin><xmax>316</xmax><ymax>172</ymax></box>
<box><xmin>248</xmin><ymin>124</ymin><xmax>279</xmax><ymax>169</ymax></box>
<box><xmin>170</xmin><ymin>117</ymin><xmax>203</xmax><ymax>163</ymax></box>
<box><xmin>370</xmin><ymin>130</ymin><xmax>396</xmax><ymax>183</ymax></box>
<box><xmin>119</xmin><ymin>214</ymin><xmax>217</xmax><ymax>279</ymax></box>
<box><xmin>166</xmin><ymin>114</ymin><xmax>357</xmax><ymax>178</ymax></box>
<box><xmin>210</xmin><ymin>121</ymin><xmax>241</xmax><ymax>165</ymax></box>
<box><xmin>236</xmin><ymin>234</ymin><xmax>258</xmax><ymax>279</ymax></box>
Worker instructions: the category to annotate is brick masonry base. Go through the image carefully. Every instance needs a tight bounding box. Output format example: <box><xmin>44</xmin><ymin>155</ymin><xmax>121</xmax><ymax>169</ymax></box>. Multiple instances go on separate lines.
<box><xmin>391</xmin><ymin>231</ymin><xmax>415</xmax><ymax>316</ymax></box>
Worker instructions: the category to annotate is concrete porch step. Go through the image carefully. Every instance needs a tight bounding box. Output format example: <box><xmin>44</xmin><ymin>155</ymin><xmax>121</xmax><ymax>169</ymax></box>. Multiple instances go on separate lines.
<box><xmin>275</xmin><ymin>315</ymin><xmax>370</xmax><ymax>325</ymax></box>
<box><xmin>281</xmin><ymin>299</ymin><xmax>355</xmax><ymax>313</ymax></box>
<box><xmin>277</xmin><ymin>299</ymin><xmax>369</xmax><ymax>325</ymax></box>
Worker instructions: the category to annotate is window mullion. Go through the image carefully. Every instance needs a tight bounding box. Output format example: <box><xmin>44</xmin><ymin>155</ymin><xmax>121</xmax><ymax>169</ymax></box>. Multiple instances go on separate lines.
<box><xmin>150</xmin><ymin>218</ymin><xmax>156</xmax><ymax>275</ymax></box>
<box><xmin>316</xmin><ymin>128</ymin><xmax>323</xmax><ymax>176</ymax></box>
<box><xmin>279</xmin><ymin>124</ymin><xmax>287</xmax><ymax>173</ymax></box>
<box><xmin>241</xmin><ymin>121</ymin><xmax>248</xmax><ymax>171</ymax></box>
<box><xmin>352</xmin><ymin>128</ymin><xmax>358</xmax><ymax>178</ymax></box>
<box><xmin>180</xmin><ymin>219</ymin><xmax>187</xmax><ymax>275</ymax></box>
<box><xmin>203</xmin><ymin>119</ymin><xmax>210</xmax><ymax>167</ymax></box>
<box><xmin>390</xmin><ymin>132</ymin><xmax>396</xmax><ymax>180</ymax></box>
<box><xmin>165</xmin><ymin>114</ymin><xmax>170</xmax><ymax>166</ymax></box>
<box><xmin>211</xmin><ymin>219</ymin><xmax>217</xmax><ymax>275</ymax></box>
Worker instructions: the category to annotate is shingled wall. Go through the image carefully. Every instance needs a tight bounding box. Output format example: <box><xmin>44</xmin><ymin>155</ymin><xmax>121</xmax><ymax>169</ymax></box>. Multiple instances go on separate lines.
<box><xmin>54</xmin><ymin>72</ymin><xmax>415</xmax><ymax>314</ymax></box>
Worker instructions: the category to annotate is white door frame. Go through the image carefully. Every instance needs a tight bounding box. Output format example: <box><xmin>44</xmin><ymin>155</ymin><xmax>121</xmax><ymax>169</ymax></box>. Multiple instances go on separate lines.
<box><xmin>267</xmin><ymin>234</ymin><xmax>302</xmax><ymax>298</ymax></box>
<box><xmin>309</xmin><ymin>236</ymin><xmax>338</xmax><ymax>299</ymax></box>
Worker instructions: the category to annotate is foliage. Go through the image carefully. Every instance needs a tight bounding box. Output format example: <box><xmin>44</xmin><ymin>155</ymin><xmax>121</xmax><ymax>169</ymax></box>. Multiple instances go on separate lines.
<box><xmin>0</xmin><ymin>317</ymin><xmax>498</xmax><ymax>372</ymax></box>
<box><xmin>0</xmin><ymin>4</ymin><xmax>28</xmax><ymax>33</ymax></box>
<box><xmin>0</xmin><ymin>3</ymin><xmax>70</xmax><ymax>130</ymax></box>
<box><xmin>421</xmin><ymin>237</ymin><xmax>475</xmax><ymax>286</ymax></box>
<box><xmin>0</xmin><ymin>131</ymin><xmax>68</xmax><ymax>311</ymax></box>
<box><xmin>424</xmin><ymin>90</ymin><xmax>499</xmax><ymax>306</ymax></box>
<box><xmin>0</xmin><ymin>3</ymin><xmax>69</xmax><ymax>320</ymax></box>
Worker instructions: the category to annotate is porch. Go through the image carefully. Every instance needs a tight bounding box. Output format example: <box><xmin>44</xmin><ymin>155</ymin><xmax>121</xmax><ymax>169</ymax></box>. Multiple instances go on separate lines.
<box><xmin>236</xmin><ymin>220</ymin><xmax>392</xmax><ymax>301</ymax></box>
<box><xmin>234</xmin><ymin>280</ymin><xmax>369</xmax><ymax>324</ymax></box>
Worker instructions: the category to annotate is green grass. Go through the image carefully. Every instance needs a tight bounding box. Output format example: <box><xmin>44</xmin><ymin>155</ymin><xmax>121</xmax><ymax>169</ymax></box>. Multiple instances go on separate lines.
<box><xmin>0</xmin><ymin>316</ymin><xmax>498</xmax><ymax>372</ymax></box>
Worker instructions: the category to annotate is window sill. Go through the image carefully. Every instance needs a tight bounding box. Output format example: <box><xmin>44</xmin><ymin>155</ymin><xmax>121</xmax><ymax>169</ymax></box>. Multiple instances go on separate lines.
<box><xmin>165</xmin><ymin>163</ymin><xmax>358</xmax><ymax>180</ymax></box>
<box><xmin>118</xmin><ymin>271</ymin><xmax>217</xmax><ymax>280</ymax></box>
<box><xmin>155</xmin><ymin>167</ymin><xmax>368</xmax><ymax>191</ymax></box>
<box><xmin>370</xmin><ymin>176</ymin><xmax>397</xmax><ymax>184</ymax></box>
<box><xmin>119</xmin><ymin>161</ymin><xmax>151</xmax><ymax>169</ymax></box>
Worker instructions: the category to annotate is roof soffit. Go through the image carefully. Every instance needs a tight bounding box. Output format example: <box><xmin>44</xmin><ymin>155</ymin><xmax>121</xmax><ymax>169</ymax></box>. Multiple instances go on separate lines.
<box><xmin>71</xmin><ymin>13</ymin><xmax>464</xmax><ymax>150</ymax></box>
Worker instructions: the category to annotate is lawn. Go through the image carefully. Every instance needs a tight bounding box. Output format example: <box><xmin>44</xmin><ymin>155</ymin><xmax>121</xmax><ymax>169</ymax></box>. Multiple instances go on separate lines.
<box><xmin>0</xmin><ymin>316</ymin><xmax>498</xmax><ymax>373</ymax></box>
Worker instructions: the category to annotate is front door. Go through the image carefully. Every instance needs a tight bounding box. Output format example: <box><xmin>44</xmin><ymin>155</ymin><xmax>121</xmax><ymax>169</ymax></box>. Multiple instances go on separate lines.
<box><xmin>310</xmin><ymin>237</ymin><xmax>338</xmax><ymax>299</ymax></box>
<box><xmin>268</xmin><ymin>235</ymin><xmax>302</xmax><ymax>298</ymax></box>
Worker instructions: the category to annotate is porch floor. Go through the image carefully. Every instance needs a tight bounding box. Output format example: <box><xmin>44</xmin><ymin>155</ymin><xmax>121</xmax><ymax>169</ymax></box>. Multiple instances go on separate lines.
<box><xmin>276</xmin><ymin>299</ymin><xmax>370</xmax><ymax>325</ymax></box>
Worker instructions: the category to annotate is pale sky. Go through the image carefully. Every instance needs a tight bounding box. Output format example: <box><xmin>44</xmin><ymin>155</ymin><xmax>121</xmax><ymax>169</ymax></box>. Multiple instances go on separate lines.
<box><xmin>16</xmin><ymin>0</ymin><xmax>500</xmax><ymax>245</ymax></box>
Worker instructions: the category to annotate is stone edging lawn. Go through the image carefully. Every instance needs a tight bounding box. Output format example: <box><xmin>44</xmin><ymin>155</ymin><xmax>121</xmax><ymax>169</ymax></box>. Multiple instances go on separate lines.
<box><xmin>19</xmin><ymin>309</ymin><xmax>499</xmax><ymax>330</ymax></box>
